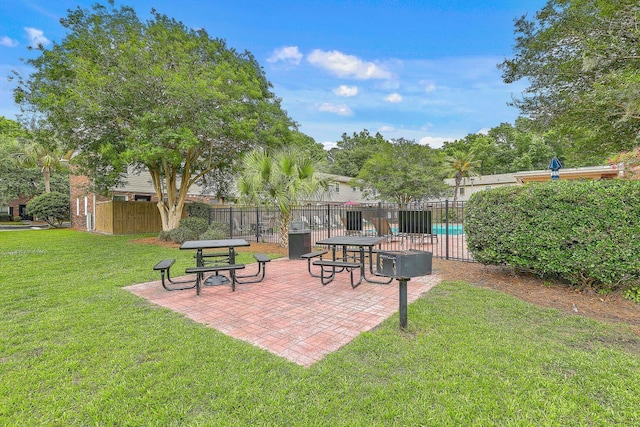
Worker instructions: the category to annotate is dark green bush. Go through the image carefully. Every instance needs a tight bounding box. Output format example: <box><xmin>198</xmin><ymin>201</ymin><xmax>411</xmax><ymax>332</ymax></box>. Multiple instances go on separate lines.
<box><xmin>185</xmin><ymin>202</ymin><xmax>211</xmax><ymax>220</ymax></box>
<box><xmin>166</xmin><ymin>226</ymin><xmax>197</xmax><ymax>244</ymax></box>
<box><xmin>179</xmin><ymin>217</ymin><xmax>209</xmax><ymax>236</ymax></box>
<box><xmin>465</xmin><ymin>180</ymin><xmax>640</xmax><ymax>293</ymax></box>
<box><xmin>199</xmin><ymin>227</ymin><xmax>227</xmax><ymax>240</ymax></box>
<box><xmin>26</xmin><ymin>192</ymin><xmax>69</xmax><ymax>227</ymax></box>
<box><xmin>0</xmin><ymin>214</ymin><xmax>11</xmax><ymax>222</ymax></box>
<box><xmin>210</xmin><ymin>221</ymin><xmax>230</xmax><ymax>235</ymax></box>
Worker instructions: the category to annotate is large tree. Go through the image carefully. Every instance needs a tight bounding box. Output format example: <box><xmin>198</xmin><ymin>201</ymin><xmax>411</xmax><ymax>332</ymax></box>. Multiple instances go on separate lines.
<box><xmin>356</xmin><ymin>138</ymin><xmax>449</xmax><ymax>204</ymax></box>
<box><xmin>237</xmin><ymin>148</ymin><xmax>328</xmax><ymax>246</ymax></box>
<box><xmin>499</xmin><ymin>0</ymin><xmax>640</xmax><ymax>161</ymax></box>
<box><xmin>326</xmin><ymin>129</ymin><xmax>388</xmax><ymax>177</ymax></box>
<box><xmin>13</xmin><ymin>2</ymin><xmax>293</xmax><ymax>230</ymax></box>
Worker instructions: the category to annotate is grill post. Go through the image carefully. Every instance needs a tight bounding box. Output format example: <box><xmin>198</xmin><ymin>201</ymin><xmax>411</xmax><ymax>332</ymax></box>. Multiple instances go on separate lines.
<box><xmin>399</xmin><ymin>278</ymin><xmax>408</xmax><ymax>329</ymax></box>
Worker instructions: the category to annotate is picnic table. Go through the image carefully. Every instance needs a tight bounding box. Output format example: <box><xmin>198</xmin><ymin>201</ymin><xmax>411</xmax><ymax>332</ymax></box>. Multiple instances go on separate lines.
<box><xmin>308</xmin><ymin>235</ymin><xmax>393</xmax><ymax>287</ymax></box>
<box><xmin>154</xmin><ymin>239</ymin><xmax>271</xmax><ymax>295</ymax></box>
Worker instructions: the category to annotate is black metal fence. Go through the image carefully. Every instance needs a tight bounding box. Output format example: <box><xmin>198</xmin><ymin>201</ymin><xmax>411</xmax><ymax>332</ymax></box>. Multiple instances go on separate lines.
<box><xmin>200</xmin><ymin>201</ymin><xmax>473</xmax><ymax>262</ymax></box>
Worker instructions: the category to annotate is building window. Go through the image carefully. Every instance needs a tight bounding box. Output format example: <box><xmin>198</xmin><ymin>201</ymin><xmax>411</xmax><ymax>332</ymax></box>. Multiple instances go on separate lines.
<box><xmin>335</xmin><ymin>183</ymin><xmax>340</xmax><ymax>193</ymax></box>
<box><xmin>459</xmin><ymin>187</ymin><xmax>465</xmax><ymax>196</ymax></box>
<box><xmin>112</xmin><ymin>195</ymin><xmax>127</xmax><ymax>201</ymax></box>
<box><xmin>485</xmin><ymin>186</ymin><xmax>492</xmax><ymax>190</ymax></box>
<box><xmin>134</xmin><ymin>195</ymin><xmax>151</xmax><ymax>201</ymax></box>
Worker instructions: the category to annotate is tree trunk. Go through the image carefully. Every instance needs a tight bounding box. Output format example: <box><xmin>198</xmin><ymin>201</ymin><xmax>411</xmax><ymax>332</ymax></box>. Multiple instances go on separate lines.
<box><xmin>452</xmin><ymin>175</ymin><xmax>462</xmax><ymax>204</ymax></box>
<box><xmin>278</xmin><ymin>211</ymin><xmax>293</xmax><ymax>247</ymax></box>
<box><xmin>157</xmin><ymin>200</ymin><xmax>185</xmax><ymax>231</ymax></box>
<box><xmin>43</xmin><ymin>169</ymin><xmax>51</xmax><ymax>193</ymax></box>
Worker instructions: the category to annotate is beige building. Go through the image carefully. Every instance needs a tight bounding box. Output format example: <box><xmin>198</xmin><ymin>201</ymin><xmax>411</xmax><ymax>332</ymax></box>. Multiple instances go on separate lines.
<box><xmin>445</xmin><ymin>165</ymin><xmax>620</xmax><ymax>202</ymax></box>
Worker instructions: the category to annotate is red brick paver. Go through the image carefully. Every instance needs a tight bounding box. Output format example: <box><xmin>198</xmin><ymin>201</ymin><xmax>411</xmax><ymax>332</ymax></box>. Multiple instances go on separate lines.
<box><xmin>126</xmin><ymin>258</ymin><xmax>440</xmax><ymax>367</ymax></box>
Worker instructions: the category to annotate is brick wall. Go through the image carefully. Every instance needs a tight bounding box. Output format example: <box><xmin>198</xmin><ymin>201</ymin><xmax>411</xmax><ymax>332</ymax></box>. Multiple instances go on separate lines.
<box><xmin>6</xmin><ymin>195</ymin><xmax>34</xmax><ymax>220</ymax></box>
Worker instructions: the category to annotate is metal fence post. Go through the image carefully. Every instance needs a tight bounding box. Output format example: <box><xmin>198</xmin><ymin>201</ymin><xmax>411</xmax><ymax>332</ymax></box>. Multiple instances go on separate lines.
<box><xmin>445</xmin><ymin>200</ymin><xmax>450</xmax><ymax>260</ymax></box>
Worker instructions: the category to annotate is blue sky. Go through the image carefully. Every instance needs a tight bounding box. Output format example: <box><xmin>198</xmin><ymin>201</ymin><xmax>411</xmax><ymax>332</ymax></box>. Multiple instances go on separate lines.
<box><xmin>0</xmin><ymin>0</ymin><xmax>548</xmax><ymax>149</ymax></box>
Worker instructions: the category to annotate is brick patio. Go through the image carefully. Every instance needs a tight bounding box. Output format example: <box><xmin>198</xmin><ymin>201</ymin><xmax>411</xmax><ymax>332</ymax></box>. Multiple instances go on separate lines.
<box><xmin>126</xmin><ymin>257</ymin><xmax>440</xmax><ymax>367</ymax></box>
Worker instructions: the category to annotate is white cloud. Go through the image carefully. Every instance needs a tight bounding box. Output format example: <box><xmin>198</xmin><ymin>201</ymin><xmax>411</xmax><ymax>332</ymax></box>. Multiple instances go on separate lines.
<box><xmin>378</xmin><ymin>125</ymin><xmax>395</xmax><ymax>132</ymax></box>
<box><xmin>333</xmin><ymin>85</ymin><xmax>358</xmax><ymax>97</ymax></box>
<box><xmin>267</xmin><ymin>46</ymin><xmax>303</xmax><ymax>65</ymax></box>
<box><xmin>307</xmin><ymin>49</ymin><xmax>392</xmax><ymax>80</ymax></box>
<box><xmin>419</xmin><ymin>136</ymin><xmax>451</xmax><ymax>149</ymax></box>
<box><xmin>322</xmin><ymin>140</ymin><xmax>338</xmax><ymax>150</ymax></box>
<box><xmin>384</xmin><ymin>93</ymin><xmax>402</xmax><ymax>103</ymax></box>
<box><xmin>318</xmin><ymin>103</ymin><xmax>353</xmax><ymax>116</ymax></box>
<box><xmin>477</xmin><ymin>127</ymin><xmax>491</xmax><ymax>135</ymax></box>
<box><xmin>0</xmin><ymin>36</ymin><xmax>19</xmax><ymax>47</ymax></box>
<box><xmin>420</xmin><ymin>79</ymin><xmax>437</xmax><ymax>93</ymax></box>
<box><xmin>24</xmin><ymin>27</ymin><xmax>50</xmax><ymax>47</ymax></box>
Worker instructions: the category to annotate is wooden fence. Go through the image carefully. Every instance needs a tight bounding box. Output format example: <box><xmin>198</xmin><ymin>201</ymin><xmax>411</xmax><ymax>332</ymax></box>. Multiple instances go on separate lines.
<box><xmin>95</xmin><ymin>201</ymin><xmax>163</xmax><ymax>235</ymax></box>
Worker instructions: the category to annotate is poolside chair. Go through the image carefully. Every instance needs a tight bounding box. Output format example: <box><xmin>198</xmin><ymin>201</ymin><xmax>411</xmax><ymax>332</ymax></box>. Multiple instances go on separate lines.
<box><xmin>232</xmin><ymin>218</ymin><xmax>249</xmax><ymax>235</ymax></box>
<box><xmin>312</xmin><ymin>215</ymin><xmax>324</xmax><ymax>228</ymax></box>
<box><xmin>371</xmin><ymin>217</ymin><xmax>394</xmax><ymax>241</ymax></box>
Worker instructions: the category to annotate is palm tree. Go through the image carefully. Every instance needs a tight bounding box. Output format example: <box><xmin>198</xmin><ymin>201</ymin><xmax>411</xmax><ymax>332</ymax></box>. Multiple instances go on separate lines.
<box><xmin>238</xmin><ymin>148</ymin><xmax>329</xmax><ymax>247</ymax></box>
<box><xmin>13</xmin><ymin>139</ymin><xmax>66</xmax><ymax>193</ymax></box>
<box><xmin>445</xmin><ymin>150</ymin><xmax>480</xmax><ymax>204</ymax></box>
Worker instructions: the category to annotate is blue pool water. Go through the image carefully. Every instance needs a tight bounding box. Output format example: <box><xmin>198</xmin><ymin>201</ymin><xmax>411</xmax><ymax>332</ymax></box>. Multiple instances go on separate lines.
<box><xmin>432</xmin><ymin>224</ymin><xmax>465</xmax><ymax>235</ymax></box>
<box><xmin>390</xmin><ymin>224</ymin><xmax>465</xmax><ymax>235</ymax></box>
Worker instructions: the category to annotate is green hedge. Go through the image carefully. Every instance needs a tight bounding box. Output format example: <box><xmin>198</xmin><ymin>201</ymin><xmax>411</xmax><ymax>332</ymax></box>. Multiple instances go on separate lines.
<box><xmin>464</xmin><ymin>180</ymin><xmax>640</xmax><ymax>292</ymax></box>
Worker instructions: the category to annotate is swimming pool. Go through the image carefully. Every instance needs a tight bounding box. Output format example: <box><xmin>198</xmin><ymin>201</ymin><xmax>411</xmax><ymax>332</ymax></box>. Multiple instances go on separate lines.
<box><xmin>431</xmin><ymin>224</ymin><xmax>465</xmax><ymax>235</ymax></box>
<box><xmin>390</xmin><ymin>224</ymin><xmax>465</xmax><ymax>235</ymax></box>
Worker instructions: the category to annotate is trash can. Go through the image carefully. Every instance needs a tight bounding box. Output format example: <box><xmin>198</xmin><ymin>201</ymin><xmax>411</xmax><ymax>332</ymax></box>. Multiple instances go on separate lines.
<box><xmin>288</xmin><ymin>220</ymin><xmax>311</xmax><ymax>259</ymax></box>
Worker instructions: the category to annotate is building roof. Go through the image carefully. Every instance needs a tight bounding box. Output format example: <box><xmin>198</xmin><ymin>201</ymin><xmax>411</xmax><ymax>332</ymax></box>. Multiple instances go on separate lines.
<box><xmin>513</xmin><ymin>165</ymin><xmax>620</xmax><ymax>183</ymax></box>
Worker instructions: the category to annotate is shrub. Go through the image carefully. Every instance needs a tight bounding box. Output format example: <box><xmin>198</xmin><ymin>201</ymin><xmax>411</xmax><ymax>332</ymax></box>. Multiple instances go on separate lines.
<box><xmin>0</xmin><ymin>214</ymin><xmax>11</xmax><ymax>222</ymax></box>
<box><xmin>465</xmin><ymin>180</ymin><xmax>640</xmax><ymax>293</ymax></box>
<box><xmin>179</xmin><ymin>217</ymin><xmax>209</xmax><ymax>236</ymax></box>
<box><xmin>166</xmin><ymin>226</ymin><xmax>197</xmax><ymax>244</ymax></box>
<box><xmin>623</xmin><ymin>285</ymin><xmax>640</xmax><ymax>303</ymax></box>
<box><xmin>186</xmin><ymin>202</ymin><xmax>211</xmax><ymax>220</ymax></box>
<box><xmin>199</xmin><ymin>227</ymin><xmax>227</xmax><ymax>240</ymax></box>
<box><xmin>26</xmin><ymin>192</ymin><xmax>69</xmax><ymax>227</ymax></box>
<box><xmin>210</xmin><ymin>221</ymin><xmax>230</xmax><ymax>235</ymax></box>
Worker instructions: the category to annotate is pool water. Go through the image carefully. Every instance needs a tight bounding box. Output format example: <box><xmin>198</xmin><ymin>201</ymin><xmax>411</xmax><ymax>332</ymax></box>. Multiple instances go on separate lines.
<box><xmin>432</xmin><ymin>224</ymin><xmax>465</xmax><ymax>235</ymax></box>
<box><xmin>390</xmin><ymin>224</ymin><xmax>465</xmax><ymax>235</ymax></box>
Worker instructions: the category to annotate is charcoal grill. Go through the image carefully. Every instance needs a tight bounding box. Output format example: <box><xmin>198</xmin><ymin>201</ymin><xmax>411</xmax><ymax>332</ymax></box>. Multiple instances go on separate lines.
<box><xmin>377</xmin><ymin>250</ymin><xmax>433</xmax><ymax>329</ymax></box>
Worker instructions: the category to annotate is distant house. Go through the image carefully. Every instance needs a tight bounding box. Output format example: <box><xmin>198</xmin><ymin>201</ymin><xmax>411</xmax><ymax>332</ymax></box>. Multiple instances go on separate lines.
<box><xmin>444</xmin><ymin>173</ymin><xmax>518</xmax><ymax>202</ymax></box>
<box><xmin>68</xmin><ymin>168</ymin><xmax>374</xmax><ymax>231</ymax></box>
<box><xmin>513</xmin><ymin>165</ymin><xmax>620</xmax><ymax>183</ymax></box>
<box><xmin>69</xmin><ymin>167</ymin><xmax>218</xmax><ymax>231</ymax></box>
<box><xmin>0</xmin><ymin>196</ymin><xmax>34</xmax><ymax>221</ymax></box>
<box><xmin>316</xmin><ymin>173</ymin><xmax>372</xmax><ymax>205</ymax></box>
<box><xmin>445</xmin><ymin>165</ymin><xmax>620</xmax><ymax>202</ymax></box>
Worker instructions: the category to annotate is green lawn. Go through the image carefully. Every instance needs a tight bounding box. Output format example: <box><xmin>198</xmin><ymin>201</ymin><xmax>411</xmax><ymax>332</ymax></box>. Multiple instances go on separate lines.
<box><xmin>1</xmin><ymin>229</ymin><xmax>639</xmax><ymax>426</ymax></box>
